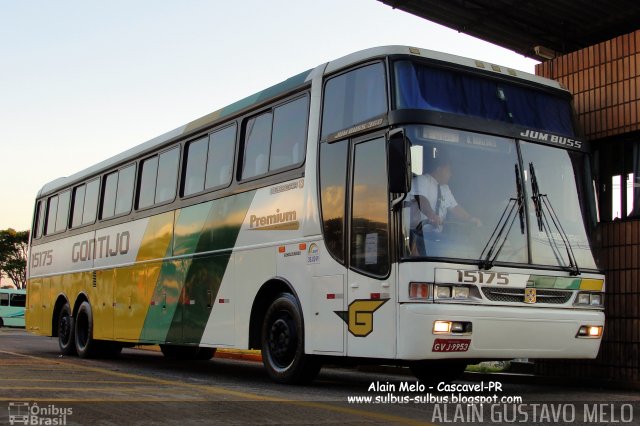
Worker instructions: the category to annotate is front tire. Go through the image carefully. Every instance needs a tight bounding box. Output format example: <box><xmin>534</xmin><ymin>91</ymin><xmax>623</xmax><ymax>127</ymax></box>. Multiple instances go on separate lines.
<box><xmin>261</xmin><ymin>293</ymin><xmax>320</xmax><ymax>384</ymax></box>
<box><xmin>57</xmin><ymin>303</ymin><xmax>76</xmax><ymax>355</ymax></box>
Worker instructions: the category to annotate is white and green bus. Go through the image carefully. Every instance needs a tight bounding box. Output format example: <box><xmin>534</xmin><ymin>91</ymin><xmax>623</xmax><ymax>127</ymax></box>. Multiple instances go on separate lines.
<box><xmin>1</xmin><ymin>288</ymin><xmax>26</xmax><ymax>328</ymax></box>
<box><xmin>27</xmin><ymin>46</ymin><xmax>604</xmax><ymax>384</ymax></box>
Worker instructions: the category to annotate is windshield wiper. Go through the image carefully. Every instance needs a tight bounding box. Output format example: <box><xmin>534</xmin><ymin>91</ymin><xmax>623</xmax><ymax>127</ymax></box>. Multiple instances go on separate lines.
<box><xmin>479</xmin><ymin>164</ymin><xmax>525</xmax><ymax>270</ymax></box>
<box><xmin>529</xmin><ymin>162</ymin><xmax>581</xmax><ymax>276</ymax></box>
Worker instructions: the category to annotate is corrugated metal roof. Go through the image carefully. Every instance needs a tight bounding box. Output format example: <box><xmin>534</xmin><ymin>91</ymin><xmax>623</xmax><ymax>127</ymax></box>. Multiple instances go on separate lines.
<box><xmin>379</xmin><ymin>0</ymin><xmax>640</xmax><ymax>59</ymax></box>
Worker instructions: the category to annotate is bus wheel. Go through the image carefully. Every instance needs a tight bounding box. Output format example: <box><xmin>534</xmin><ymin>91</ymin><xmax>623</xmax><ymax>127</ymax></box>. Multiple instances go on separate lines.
<box><xmin>74</xmin><ymin>301</ymin><xmax>97</xmax><ymax>359</ymax></box>
<box><xmin>0</xmin><ymin>318</ymin><xmax>3</xmax><ymax>328</ymax></box>
<box><xmin>57</xmin><ymin>303</ymin><xmax>76</xmax><ymax>356</ymax></box>
<box><xmin>410</xmin><ymin>360</ymin><xmax>467</xmax><ymax>384</ymax></box>
<box><xmin>261</xmin><ymin>293</ymin><xmax>320</xmax><ymax>384</ymax></box>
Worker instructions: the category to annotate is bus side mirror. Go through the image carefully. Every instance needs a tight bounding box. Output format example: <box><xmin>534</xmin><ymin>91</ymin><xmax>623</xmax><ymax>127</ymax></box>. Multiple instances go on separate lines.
<box><xmin>388</xmin><ymin>128</ymin><xmax>411</xmax><ymax>194</ymax></box>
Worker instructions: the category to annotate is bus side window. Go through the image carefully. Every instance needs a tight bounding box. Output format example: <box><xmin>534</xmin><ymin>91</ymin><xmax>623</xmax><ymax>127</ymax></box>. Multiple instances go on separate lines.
<box><xmin>45</xmin><ymin>195</ymin><xmax>59</xmax><ymax>236</ymax></box>
<box><xmin>205</xmin><ymin>124</ymin><xmax>236</xmax><ymax>189</ymax></box>
<box><xmin>34</xmin><ymin>201</ymin><xmax>45</xmax><ymax>239</ymax></box>
<box><xmin>10</xmin><ymin>293</ymin><xmax>25</xmax><ymax>308</ymax></box>
<box><xmin>321</xmin><ymin>63</ymin><xmax>386</xmax><ymax>140</ymax></box>
<box><xmin>82</xmin><ymin>178</ymin><xmax>100</xmax><ymax>224</ymax></box>
<box><xmin>155</xmin><ymin>147</ymin><xmax>179</xmax><ymax>204</ymax></box>
<box><xmin>184</xmin><ymin>136</ymin><xmax>208</xmax><ymax>196</ymax></box>
<box><xmin>72</xmin><ymin>178</ymin><xmax>100</xmax><ymax>227</ymax></box>
<box><xmin>102</xmin><ymin>164</ymin><xmax>136</xmax><ymax>219</ymax></box>
<box><xmin>270</xmin><ymin>96</ymin><xmax>309</xmax><ymax>171</ymax></box>
<box><xmin>240</xmin><ymin>94</ymin><xmax>308</xmax><ymax>181</ymax></box>
<box><xmin>101</xmin><ymin>171</ymin><xmax>119</xmax><ymax>219</ymax></box>
<box><xmin>115</xmin><ymin>164</ymin><xmax>135</xmax><ymax>215</ymax></box>
<box><xmin>55</xmin><ymin>190</ymin><xmax>71</xmax><ymax>233</ymax></box>
<box><xmin>71</xmin><ymin>184</ymin><xmax>87</xmax><ymax>228</ymax></box>
<box><xmin>138</xmin><ymin>147</ymin><xmax>179</xmax><ymax>209</ymax></box>
<box><xmin>0</xmin><ymin>293</ymin><xmax>8</xmax><ymax>307</ymax></box>
<box><xmin>242</xmin><ymin>113</ymin><xmax>272</xmax><ymax>180</ymax></box>
<box><xmin>138</xmin><ymin>156</ymin><xmax>159</xmax><ymax>209</ymax></box>
<box><xmin>183</xmin><ymin>124</ymin><xmax>238</xmax><ymax>197</ymax></box>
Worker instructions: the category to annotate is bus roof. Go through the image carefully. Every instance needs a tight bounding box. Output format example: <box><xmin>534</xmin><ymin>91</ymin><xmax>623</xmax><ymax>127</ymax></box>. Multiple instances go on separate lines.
<box><xmin>37</xmin><ymin>45</ymin><xmax>564</xmax><ymax>197</ymax></box>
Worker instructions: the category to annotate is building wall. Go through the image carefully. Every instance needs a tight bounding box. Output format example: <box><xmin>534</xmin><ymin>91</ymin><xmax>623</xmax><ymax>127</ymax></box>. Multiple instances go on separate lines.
<box><xmin>535</xmin><ymin>30</ymin><xmax>640</xmax><ymax>140</ymax></box>
<box><xmin>534</xmin><ymin>222</ymin><xmax>640</xmax><ymax>384</ymax></box>
<box><xmin>535</xmin><ymin>30</ymin><xmax>640</xmax><ymax>385</ymax></box>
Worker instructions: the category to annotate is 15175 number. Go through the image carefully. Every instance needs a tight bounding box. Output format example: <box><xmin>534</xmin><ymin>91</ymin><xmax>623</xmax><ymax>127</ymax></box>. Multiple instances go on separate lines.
<box><xmin>31</xmin><ymin>250</ymin><xmax>53</xmax><ymax>268</ymax></box>
<box><xmin>457</xmin><ymin>270</ymin><xmax>509</xmax><ymax>285</ymax></box>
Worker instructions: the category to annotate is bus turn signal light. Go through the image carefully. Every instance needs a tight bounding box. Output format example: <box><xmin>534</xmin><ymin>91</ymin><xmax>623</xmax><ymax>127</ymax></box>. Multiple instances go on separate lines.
<box><xmin>409</xmin><ymin>282</ymin><xmax>430</xmax><ymax>300</ymax></box>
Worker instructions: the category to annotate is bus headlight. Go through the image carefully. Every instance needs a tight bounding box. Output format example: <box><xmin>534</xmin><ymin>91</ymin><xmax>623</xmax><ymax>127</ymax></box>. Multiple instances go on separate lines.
<box><xmin>590</xmin><ymin>294</ymin><xmax>603</xmax><ymax>306</ymax></box>
<box><xmin>575</xmin><ymin>292</ymin><xmax>604</xmax><ymax>307</ymax></box>
<box><xmin>435</xmin><ymin>285</ymin><xmax>451</xmax><ymax>299</ymax></box>
<box><xmin>433</xmin><ymin>320</ymin><xmax>451</xmax><ymax>333</ymax></box>
<box><xmin>434</xmin><ymin>285</ymin><xmax>473</xmax><ymax>300</ymax></box>
<box><xmin>433</xmin><ymin>320</ymin><xmax>473</xmax><ymax>335</ymax></box>
<box><xmin>452</xmin><ymin>286</ymin><xmax>470</xmax><ymax>299</ymax></box>
<box><xmin>576</xmin><ymin>325</ymin><xmax>603</xmax><ymax>338</ymax></box>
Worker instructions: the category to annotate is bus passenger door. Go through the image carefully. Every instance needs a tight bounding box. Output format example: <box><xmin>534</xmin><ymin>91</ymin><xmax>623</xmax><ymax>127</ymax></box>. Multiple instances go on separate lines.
<box><xmin>346</xmin><ymin>136</ymin><xmax>396</xmax><ymax>359</ymax></box>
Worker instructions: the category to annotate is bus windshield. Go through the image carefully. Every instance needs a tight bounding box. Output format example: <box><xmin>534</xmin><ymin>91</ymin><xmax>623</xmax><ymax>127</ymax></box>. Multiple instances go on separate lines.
<box><xmin>401</xmin><ymin>125</ymin><xmax>597</xmax><ymax>270</ymax></box>
<box><xmin>394</xmin><ymin>60</ymin><xmax>575</xmax><ymax>137</ymax></box>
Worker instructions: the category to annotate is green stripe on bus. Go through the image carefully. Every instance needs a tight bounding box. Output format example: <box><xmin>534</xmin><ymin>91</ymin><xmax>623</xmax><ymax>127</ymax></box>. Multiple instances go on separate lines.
<box><xmin>142</xmin><ymin>191</ymin><xmax>255</xmax><ymax>345</ymax></box>
<box><xmin>528</xmin><ymin>275</ymin><xmax>581</xmax><ymax>289</ymax></box>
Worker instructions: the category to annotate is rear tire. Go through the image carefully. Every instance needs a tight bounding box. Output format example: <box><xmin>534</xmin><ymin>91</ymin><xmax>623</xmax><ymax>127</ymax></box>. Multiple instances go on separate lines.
<box><xmin>261</xmin><ymin>293</ymin><xmax>320</xmax><ymax>384</ymax></box>
<box><xmin>57</xmin><ymin>303</ymin><xmax>76</xmax><ymax>356</ymax></box>
<box><xmin>0</xmin><ymin>318</ymin><xmax>4</xmax><ymax>328</ymax></box>
<box><xmin>410</xmin><ymin>360</ymin><xmax>467</xmax><ymax>385</ymax></box>
<box><xmin>74</xmin><ymin>301</ymin><xmax>98</xmax><ymax>358</ymax></box>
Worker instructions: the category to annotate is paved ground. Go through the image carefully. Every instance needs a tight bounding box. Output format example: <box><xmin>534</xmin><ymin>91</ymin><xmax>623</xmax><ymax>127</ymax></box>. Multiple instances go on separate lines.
<box><xmin>1</xmin><ymin>328</ymin><xmax>639</xmax><ymax>425</ymax></box>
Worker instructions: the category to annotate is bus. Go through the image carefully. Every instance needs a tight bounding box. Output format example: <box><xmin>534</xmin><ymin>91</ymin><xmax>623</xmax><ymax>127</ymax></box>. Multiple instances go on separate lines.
<box><xmin>26</xmin><ymin>46</ymin><xmax>605</xmax><ymax>384</ymax></box>
<box><xmin>0</xmin><ymin>288</ymin><xmax>26</xmax><ymax>328</ymax></box>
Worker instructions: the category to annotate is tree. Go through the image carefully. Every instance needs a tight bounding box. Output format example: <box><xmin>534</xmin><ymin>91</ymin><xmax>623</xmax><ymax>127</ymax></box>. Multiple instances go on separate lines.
<box><xmin>0</xmin><ymin>229</ymin><xmax>29</xmax><ymax>289</ymax></box>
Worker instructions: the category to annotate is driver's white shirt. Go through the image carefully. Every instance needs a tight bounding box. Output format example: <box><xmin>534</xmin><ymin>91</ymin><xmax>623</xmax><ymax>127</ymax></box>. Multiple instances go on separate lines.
<box><xmin>410</xmin><ymin>173</ymin><xmax>457</xmax><ymax>231</ymax></box>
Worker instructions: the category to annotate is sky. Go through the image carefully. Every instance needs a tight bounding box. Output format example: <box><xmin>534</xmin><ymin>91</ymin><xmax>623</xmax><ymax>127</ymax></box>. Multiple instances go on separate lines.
<box><xmin>0</xmin><ymin>0</ymin><xmax>538</xmax><ymax>232</ymax></box>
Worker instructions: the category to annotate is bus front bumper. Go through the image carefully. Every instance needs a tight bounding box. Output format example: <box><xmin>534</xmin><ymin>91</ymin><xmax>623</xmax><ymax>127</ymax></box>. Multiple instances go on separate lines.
<box><xmin>398</xmin><ymin>303</ymin><xmax>604</xmax><ymax>360</ymax></box>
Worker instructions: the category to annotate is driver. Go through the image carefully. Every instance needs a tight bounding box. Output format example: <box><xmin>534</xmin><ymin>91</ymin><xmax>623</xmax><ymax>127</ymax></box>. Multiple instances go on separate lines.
<box><xmin>410</xmin><ymin>149</ymin><xmax>482</xmax><ymax>233</ymax></box>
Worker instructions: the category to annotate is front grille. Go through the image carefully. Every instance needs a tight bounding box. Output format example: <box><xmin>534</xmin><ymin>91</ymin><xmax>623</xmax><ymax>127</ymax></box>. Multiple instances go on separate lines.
<box><xmin>481</xmin><ymin>287</ymin><xmax>572</xmax><ymax>304</ymax></box>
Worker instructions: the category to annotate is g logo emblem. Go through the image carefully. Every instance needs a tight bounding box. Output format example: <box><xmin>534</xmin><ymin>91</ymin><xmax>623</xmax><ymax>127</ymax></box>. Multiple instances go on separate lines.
<box><xmin>335</xmin><ymin>299</ymin><xmax>388</xmax><ymax>337</ymax></box>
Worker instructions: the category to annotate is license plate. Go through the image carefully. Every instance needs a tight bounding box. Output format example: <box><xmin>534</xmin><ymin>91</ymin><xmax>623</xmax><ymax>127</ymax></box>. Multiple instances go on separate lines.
<box><xmin>432</xmin><ymin>338</ymin><xmax>471</xmax><ymax>352</ymax></box>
